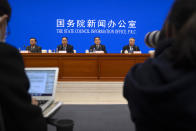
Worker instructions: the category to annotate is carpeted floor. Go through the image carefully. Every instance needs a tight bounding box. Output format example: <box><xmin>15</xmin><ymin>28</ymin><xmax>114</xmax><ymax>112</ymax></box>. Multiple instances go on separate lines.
<box><xmin>48</xmin><ymin>104</ymin><xmax>135</xmax><ymax>131</ymax></box>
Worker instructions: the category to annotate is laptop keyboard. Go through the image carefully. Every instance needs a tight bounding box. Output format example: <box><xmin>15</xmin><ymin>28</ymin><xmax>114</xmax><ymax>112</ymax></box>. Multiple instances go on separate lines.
<box><xmin>38</xmin><ymin>100</ymin><xmax>48</xmax><ymax>106</ymax></box>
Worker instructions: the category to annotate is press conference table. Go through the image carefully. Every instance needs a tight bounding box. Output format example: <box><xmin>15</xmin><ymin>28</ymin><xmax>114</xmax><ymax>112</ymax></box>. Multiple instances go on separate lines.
<box><xmin>22</xmin><ymin>53</ymin><xmax>150</xmax><ymax>81</ymax></box>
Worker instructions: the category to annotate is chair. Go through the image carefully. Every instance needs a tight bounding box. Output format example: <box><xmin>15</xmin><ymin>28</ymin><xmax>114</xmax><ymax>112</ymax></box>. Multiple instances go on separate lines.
<box><xmin>0</xmin><ymin>105</ymin><xmax>74</xmax><ymax>131</ymax></box>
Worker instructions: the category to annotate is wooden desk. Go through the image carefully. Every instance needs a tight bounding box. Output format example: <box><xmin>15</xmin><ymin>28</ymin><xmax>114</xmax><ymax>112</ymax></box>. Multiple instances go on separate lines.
<box><xmin>22</xmin><ymin>53</ymin><xmax>150</xmax><ymax>81</ymax></box>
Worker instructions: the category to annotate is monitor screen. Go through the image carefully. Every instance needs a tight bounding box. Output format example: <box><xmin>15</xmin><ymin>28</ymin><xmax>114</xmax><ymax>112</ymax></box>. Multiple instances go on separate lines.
<box><xmin>25</xmin><ymin>70</ymin><xmax>56</xmax><ymax>96</ymax></box>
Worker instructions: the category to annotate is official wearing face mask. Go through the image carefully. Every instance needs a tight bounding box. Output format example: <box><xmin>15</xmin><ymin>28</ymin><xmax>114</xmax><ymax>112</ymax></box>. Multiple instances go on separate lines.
<box><xmin>0</xmin><ymin>15</ymin><xmax>7</xmax><ymax>42</ymax></box>
<box><xmin>26</xmin><ymin>38</ymin><xmax>42</xmax><ymax>53</ymax></box>
<box><xmin>89</xmin><ymin>37</ymin><xmax>107</xmax><ymax>53</ymax></box>
<box><xmin>122</xmin><ymin>38</ymin><xmax>140</xmax><ymax>53</ymax></box>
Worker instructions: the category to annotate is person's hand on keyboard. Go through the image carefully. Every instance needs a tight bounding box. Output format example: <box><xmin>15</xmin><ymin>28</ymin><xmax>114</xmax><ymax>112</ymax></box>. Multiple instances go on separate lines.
<box><xmin>32</xmin><ymin>98</ymin><xmax>38</xmax><ymax>106</ymax></box>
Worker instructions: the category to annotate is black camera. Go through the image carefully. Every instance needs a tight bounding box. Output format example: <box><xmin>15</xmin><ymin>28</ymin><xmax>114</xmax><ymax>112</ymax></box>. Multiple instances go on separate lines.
<box><xmin>144</xmin><ymin>31</ymin><xmax>160</xmax><ymax>48</ymax></box>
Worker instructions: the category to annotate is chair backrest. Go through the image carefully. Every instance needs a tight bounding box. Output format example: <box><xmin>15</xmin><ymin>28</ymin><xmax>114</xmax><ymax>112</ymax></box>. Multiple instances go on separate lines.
<box><xmin>0</xmin><ymin>105</ymin><xmax>6</xmax><ymax>131</ymax></box>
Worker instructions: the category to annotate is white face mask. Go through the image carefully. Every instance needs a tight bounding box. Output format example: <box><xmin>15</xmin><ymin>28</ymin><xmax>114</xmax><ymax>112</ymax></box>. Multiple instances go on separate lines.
<box><xmin>0</xmin><ymin>30</ymin><xmax>6</xmax><ymax>43</ymax></box>
<box><xmin>0</xmin><ymin>16</ymin><xmax>7</xmax><ymax>43</ymax></box>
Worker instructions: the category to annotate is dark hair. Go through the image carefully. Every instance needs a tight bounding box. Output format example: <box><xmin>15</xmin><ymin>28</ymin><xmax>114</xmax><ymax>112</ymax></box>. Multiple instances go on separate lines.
<box><xmin>164</xmin><ymin>0</ymin><xmax>196</xmax><ymax>68</ymax></box>
<box><xmin>170</xmin><ymin>13</ymin><xmax>196</xmax><ymax>68</ymax></box>
<box><xmin>0</xmin><ymin>0</ymin><xmax>11</xmax><ymax>22</ymax></box>
<box><xmin>129</xmin><ymin>38</ymin><xmax>135</xmax><ymax>40</ymax></box>
<box><xmin>62</xmin><ymin>37</ymin><xmax>68</xmax><ymax>40</ymax></box>
<box><xmin>94</xmin><ymin>37</ymin><xmax>100</xmax><ymax>40</ymax></box>
<box><xmin>30</xmin><ymin>38</ymin><xmax>37</xmax><ymax>42</ymax></box>
<box><xmin>168</xmin><ymin>0</ymin><xmax>196</xmax><ymax>33</ymax></box>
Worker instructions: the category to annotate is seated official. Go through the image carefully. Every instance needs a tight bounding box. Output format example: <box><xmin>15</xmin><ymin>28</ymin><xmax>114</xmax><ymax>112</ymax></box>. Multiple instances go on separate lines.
<box><xmin>26</xmin><ymin>38</ymin><xmax>42</xmax><ymax>53</ymax></box>
<box><xmin>57</xmin><ymin>37</ymin><xmax>74</xmax><ymax>53</ymax></box>
<box><xmin>122</xmin><ymin>38</ymin><xmax>140</xmax><ymax>53</ymax></box>
<box><xmin>89</xmin><ymin>37</ymin><xmax>107</xmax><ymax>53</ymax></box>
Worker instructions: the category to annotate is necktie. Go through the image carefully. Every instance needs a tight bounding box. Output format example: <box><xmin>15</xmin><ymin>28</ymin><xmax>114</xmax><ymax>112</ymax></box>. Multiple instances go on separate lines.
<box><xmin>96</xmin><ymin>45</ymin><xmax>99</xmax><ymax>50</ymax></box>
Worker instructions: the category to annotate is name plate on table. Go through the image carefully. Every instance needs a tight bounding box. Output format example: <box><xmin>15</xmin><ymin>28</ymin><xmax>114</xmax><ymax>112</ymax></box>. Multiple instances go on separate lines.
<box><xmin>124</xmin><ymin>50</ymin><xmax>129</xmax><ymax>54</ymax></box>
<box><xmin>42</xmin><ymin>50</ymin><xmax>47</xmax><ymax>53</ymax></box>
<box><xmin>58</xmin><ymin>51</ymin><xmax>67</xmax><ymax>53</ymax></box>
<box><xmin>133</xmin><ymin>51</ymin><xmax>142</xmax><ymax>54</ymax></box>
<box><xmin>95</xmin><ymin>51</ymin><xmax>104</xmax><ymax>54</ymax></box>
<box><xmin>48</xmin><ymin>50</ymin><xmax>52</xmax><ymax>53</ymax></box>
<box><xmin>20</xmin><ymin>50</ymin><xmax>29</xmax><ymax>53</ymax></box>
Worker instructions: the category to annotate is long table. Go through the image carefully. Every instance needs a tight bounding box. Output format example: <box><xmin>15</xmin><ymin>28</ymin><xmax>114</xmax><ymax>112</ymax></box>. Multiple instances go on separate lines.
<box><xmin>22</xmin><ymin>53</ymin><xmax>150</xmax><ymax>81</ymax></box>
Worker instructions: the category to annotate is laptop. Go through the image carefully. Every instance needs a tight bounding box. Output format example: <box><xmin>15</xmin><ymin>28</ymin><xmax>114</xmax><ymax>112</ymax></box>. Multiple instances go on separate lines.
<box><xmin>25</xmin><ymin>67</ymin><xmax>62</xmax><ymax>117</ymax></box>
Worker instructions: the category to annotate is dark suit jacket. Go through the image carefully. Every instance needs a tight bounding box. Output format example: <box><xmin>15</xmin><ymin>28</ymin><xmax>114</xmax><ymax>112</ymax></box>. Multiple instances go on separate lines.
<box><xmin>26</xmin><ymin>45</ymin><xmax>42</xmax><ymax>53</ymax></box>
<box><xmin>0</xmin><ymin>42</ymin><xmax>47</xmax><ymax>131</ymax></box>
<box><xmin>89</xmin><ymin>44</ymin><xmax>107</xmax><ymax>53</ymax></box>
<box><xmin>122</xmin><ymin>45</ymin><xmax>140</xmax><ymax>53</ymax></box>
<box><xmin>57</xmin><ymin>44</ymin><xmax>74</xmax><ymax>53</ymax></box>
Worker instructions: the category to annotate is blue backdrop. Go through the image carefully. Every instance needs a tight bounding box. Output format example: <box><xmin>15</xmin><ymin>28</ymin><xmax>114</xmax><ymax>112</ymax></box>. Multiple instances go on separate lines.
<box><xmin>7</xmin><ymin>0</ymin><xmax>174</xmax><ymax>53</ymax></box>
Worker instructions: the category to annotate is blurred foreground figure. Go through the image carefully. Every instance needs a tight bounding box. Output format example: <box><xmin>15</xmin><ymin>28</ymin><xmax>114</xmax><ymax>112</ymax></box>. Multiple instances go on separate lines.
<box><xmin>0</xmin><ymin>0</ymin><xmax>47</xmax><ymax>130</ymax></box>
<box><xmin>123</xmin><ymin>0</ymin><xmax>196</xmax><ymax>130</ymax></box>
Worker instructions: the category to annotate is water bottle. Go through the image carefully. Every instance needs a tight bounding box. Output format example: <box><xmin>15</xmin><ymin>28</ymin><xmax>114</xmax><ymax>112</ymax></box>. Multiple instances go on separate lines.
<box><xmin>129</xmin><ymin>47</ymin><xmax>133</xmax><ymax>54</ymax></box>
<box><xmin>93</xmin><ymin>48</ymin><xmax>96</xmax><ymax>53</ymax></box>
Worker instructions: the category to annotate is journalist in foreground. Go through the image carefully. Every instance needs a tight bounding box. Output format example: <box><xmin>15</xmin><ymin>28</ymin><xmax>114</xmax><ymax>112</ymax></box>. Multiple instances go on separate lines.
<box><xmin>123</xmin><ymin>0</ymin><xmax>196</xmax><ymax>130</ymax></box>
<box><xmin>0</xmin><ymin>0</ymin><xmax>47</xmax><ymax>131</ymax></box>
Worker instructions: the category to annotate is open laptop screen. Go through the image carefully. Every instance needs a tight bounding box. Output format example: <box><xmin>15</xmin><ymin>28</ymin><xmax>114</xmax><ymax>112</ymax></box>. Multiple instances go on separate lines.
<box><xmin>25</xmin><ymin>69</ymin><xmax>57</xmax><ymax>96</ymax></box>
